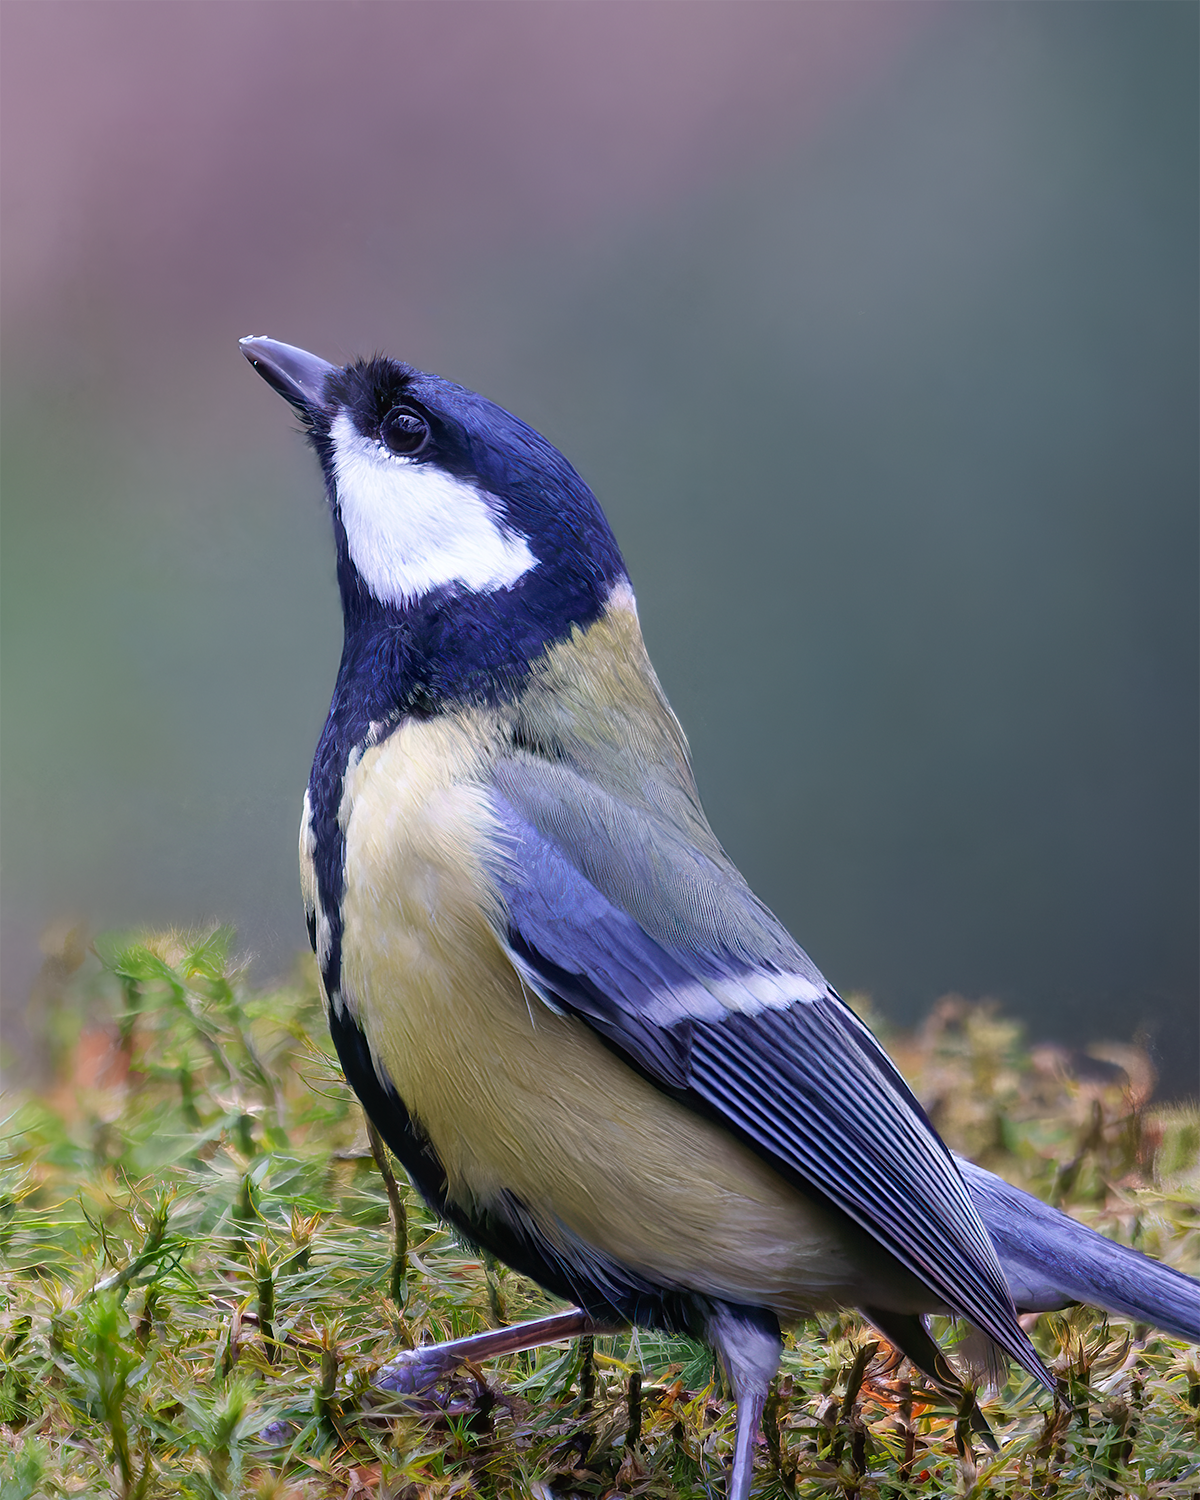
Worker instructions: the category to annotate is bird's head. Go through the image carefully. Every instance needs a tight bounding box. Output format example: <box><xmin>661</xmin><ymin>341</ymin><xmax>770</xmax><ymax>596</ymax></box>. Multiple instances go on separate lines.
<box><xmin>240</xmin><ymin>338</ymin><xmax>627</xmax><ymax>645</ymax></box>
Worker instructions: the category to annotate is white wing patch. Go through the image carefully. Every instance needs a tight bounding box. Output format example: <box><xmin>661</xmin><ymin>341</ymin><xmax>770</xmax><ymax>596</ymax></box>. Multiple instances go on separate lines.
<box><xmin>329</xmin><ymin>412</ymin><xmax>536</xmax><ymax>607</ymax></box>
<box><xmin>629</xmin><ymin>971</ymin><xmax>828</xmax><ymax>1029</ymax></box>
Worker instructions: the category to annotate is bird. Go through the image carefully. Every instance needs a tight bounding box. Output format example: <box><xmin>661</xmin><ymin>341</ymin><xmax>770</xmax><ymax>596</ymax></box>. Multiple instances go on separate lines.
<box><xmin>240</xmin><ymin>335</ymin><xmax>1198</xmax><ymax>1498</ymax></box>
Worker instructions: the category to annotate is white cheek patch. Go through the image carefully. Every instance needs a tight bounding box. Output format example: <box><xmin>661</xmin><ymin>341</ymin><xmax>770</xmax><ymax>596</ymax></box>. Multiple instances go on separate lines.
<box><xmin>329</xmin><ymin>411</ymin><xmax>537</xmax><ymax>607</ymax></box>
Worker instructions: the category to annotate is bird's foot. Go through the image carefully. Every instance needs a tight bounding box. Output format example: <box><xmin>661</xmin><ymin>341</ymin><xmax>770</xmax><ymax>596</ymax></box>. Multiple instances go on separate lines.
<box><xmin>376</xmin><ymin>1343</ymin><xmax>469</xmax><ymax>1396</ymax></box>
<box><xmin>375</xmin><ymin>1307</ymin><xmax>601</xmax><ymax>1398</ymax></box>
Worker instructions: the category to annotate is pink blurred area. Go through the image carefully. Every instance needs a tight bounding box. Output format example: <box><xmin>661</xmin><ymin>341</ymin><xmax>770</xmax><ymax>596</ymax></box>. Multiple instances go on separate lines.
<box><xmin>2</xmin><ymin>3</ymin><xmax>1195</xmax><ymax>1098</ymax></box>
<box><xmin>2</xmin><ymin>0</ymin><xmax>929</xmax><ymax>360</ymax></box>
<box><xmin>0</xmin><ymin>0</ymin><xmax>936</xmax><ymax>1072</ymax></box>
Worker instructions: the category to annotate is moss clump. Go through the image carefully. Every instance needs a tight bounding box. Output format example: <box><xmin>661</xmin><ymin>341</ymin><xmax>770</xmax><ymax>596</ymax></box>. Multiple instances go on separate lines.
<box><xmin>2</xmin><ymin>933</ymin><xmax>1197</xmax><ymax>1497</ymax></box>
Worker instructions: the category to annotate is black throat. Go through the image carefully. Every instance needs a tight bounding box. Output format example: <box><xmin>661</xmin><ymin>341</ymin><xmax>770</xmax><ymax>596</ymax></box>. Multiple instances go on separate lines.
<box><xmin>306</xmin><ymin>558</ymin><xmax>618</xmax><ymax>1006</ymax></box>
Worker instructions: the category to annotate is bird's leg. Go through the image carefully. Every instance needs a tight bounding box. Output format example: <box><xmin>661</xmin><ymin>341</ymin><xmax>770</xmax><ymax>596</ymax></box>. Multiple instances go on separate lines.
<box><xmin>376</xmin><ymin>1306</ymin><xmax>603</xmax><ymax>1395</ymax></box>
<box><xmin>863</xmin><ymin>1308</ymin><xmax>998</xmax><ymax>1451</ymax></box>
<box><xmin>705</xmin><ymin>1304</ymin><xmax>783</xmax><ymax>1500</ymax></box>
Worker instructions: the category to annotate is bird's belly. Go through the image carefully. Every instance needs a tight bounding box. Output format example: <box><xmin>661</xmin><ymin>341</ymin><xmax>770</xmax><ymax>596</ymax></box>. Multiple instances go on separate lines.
<box><xmin>333</xmin><ymin>723</ymin><xmax>931</xmax><ymax>1322</ymax></box>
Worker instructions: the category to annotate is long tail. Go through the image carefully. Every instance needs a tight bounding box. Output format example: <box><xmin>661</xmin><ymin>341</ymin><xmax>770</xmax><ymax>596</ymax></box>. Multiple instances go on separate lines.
<box><xmin>958</xmin><ymin>1155</ymin><xmax>1199</xmax><ymax>1342</ymax></box>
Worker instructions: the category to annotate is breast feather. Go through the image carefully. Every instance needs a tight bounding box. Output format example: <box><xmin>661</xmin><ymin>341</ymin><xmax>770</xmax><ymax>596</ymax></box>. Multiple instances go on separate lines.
<box><xmin>333</xmin><ymin>714</ymin><xmax>930</xmax><ymax>1320</ymax></box>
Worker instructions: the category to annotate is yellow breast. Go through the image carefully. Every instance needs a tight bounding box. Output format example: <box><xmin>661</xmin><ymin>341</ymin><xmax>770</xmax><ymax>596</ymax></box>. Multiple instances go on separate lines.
<box><xmin>318</xmin><ymin>707</ymin><xmax>927</xmax><ymax>1321</ymax></box>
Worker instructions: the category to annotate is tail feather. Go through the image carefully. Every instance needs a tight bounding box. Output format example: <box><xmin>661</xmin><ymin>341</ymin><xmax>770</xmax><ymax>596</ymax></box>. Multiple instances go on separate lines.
<box><xmin>958</xmin><ymin>1154</ymin><xmax>1200</xmax><ymax>1343</ymax></box>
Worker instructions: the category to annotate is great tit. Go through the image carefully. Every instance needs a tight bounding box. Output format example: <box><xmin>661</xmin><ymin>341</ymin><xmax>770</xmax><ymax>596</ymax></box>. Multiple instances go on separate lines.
<box><xmin>241</xmin><ymin>337</ymin><xmax>1198</xmax><ymax>1498</ymax></box>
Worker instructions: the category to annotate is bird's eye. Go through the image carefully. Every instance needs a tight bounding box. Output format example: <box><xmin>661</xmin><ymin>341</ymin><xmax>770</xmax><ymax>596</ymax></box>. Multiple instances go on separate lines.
<box><xmin>379</xmin><ymin>405</ymin><xmax>430</xmax><ymax>456</ymax></box>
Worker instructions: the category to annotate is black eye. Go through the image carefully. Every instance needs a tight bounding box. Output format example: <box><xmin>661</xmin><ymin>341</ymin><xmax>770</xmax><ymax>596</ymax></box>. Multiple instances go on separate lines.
<box><xmin>379</xmin><ymin>404</ymin><xmax>430</xmax><ymax>456</ymax></box>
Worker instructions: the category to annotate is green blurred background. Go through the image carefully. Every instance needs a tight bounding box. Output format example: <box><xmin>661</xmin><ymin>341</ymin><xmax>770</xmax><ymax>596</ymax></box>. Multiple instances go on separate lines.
<box><xmin>2</xmin><ymin>2</ymin><xmax>1196</xmax><ymax>1096</ymax></box>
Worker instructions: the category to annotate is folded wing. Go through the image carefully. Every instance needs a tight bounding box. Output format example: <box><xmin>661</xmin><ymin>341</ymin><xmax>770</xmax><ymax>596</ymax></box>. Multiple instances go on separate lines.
<box><xmin>487</xmin><ymin>755</ymin><xmax>1051</xmax><ymax>1387</ymax></box>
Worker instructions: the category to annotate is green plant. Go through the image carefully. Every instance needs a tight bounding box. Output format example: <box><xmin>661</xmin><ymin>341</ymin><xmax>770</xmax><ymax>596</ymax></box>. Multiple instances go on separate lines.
<box><xmin>1</xmin><ymin>933</ymin><xmax>1196</xmax><ymax>1498</ymax></box>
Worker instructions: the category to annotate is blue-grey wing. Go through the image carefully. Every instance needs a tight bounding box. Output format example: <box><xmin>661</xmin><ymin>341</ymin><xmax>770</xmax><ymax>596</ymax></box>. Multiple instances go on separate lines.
<box><xmin>486</xmin><ymin>756</ymin><xmax>1050</xmax><ymax>1386</ymax></box>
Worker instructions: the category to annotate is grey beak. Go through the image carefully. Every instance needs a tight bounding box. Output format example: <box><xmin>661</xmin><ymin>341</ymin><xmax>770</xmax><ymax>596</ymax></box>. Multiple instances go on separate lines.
<box><xmin>240</xmin><ymin>336</ymin><xmax>337</xmax><ymax>413</ymax></box>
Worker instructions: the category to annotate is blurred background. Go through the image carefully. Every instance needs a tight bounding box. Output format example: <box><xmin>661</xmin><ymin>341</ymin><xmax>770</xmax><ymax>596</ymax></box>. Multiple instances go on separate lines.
<box><xmin>2</xmin><ymin>2</ymin><xmax>1196</xmax><ymax>1097</ymax></box>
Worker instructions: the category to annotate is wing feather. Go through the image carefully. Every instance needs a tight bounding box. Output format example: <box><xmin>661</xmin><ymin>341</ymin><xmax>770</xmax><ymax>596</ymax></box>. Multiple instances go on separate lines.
<box><xmin>487</xmin><ymin>757</ymin><xmax>1050</xmax><ymax>1386</ymax></box>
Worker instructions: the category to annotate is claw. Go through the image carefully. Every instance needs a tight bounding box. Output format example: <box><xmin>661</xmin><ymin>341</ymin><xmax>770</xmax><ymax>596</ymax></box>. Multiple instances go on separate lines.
<box><xmin>376</xmin><ymin>1344</ymin><xmax>465</xmax><ymax>1395</ymax></box>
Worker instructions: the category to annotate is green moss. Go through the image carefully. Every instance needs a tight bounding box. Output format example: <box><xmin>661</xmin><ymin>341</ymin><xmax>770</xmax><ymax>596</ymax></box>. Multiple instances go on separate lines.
<box><xmin>1</xmin><ymin>933</ymin><xmax>1196</xmax><ymax>1498</ymax></box>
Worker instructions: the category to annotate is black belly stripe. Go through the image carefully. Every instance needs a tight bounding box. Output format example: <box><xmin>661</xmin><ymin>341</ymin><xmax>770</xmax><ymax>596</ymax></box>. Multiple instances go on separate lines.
<box><xmin>326</xmin><ymin>997</ymin><xmax>716</xmax><ymax>1337</ymax></box>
